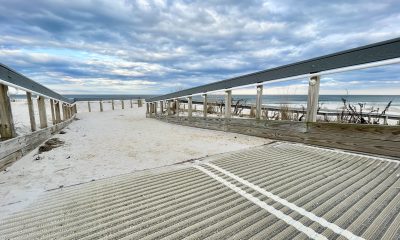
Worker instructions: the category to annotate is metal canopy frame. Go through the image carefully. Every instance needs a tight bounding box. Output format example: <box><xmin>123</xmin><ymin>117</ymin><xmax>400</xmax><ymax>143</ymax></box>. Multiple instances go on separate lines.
<box><xmin>147</xmin><ymin>37</ymin><xmax>400</xmax><ymax>102</ymax></box>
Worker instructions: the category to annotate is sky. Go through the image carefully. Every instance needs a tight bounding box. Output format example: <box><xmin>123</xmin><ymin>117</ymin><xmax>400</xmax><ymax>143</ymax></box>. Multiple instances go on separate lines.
<box><xmin>1</xmin><ymin>0</ymin><xmax>400</xmax><ymax>96</ymax></box>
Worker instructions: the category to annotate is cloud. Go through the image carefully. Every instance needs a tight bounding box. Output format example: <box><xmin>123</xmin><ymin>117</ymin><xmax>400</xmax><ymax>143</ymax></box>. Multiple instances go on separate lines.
<box><xmin>0</xmin><ymin>0</ymin><xmax>399</xmax><ymax>95</ymax></box>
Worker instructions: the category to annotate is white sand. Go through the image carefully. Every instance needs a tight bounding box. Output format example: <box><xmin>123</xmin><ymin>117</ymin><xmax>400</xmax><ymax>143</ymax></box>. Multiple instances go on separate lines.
<box><xmin>0</xmin><ymin>102</ymin><xmax>270</xmax><ymax>220</ymax></box>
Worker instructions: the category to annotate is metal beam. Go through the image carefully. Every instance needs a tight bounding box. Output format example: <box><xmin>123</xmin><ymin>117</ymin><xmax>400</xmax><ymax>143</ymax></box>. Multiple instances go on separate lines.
<box><xmin>146</xmin><ymin>37</ymin><xmax>400</xmax><ymax>102</ymax></box>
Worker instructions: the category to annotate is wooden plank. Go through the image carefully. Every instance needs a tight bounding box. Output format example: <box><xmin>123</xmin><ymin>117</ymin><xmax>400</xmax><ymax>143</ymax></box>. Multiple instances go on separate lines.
<box><xmin>306</xmin><ymin>76</ymin><xmax>320</xmax><ymax>122</ymax></box>
<box><xmin>37</xmin><ymin>96</ymin><xmax>48</xmax><ymax>129</ymax></box>
<box><xmin>155</xmin><ymin>116</ymin><xmax>400</xmax><ymax>158</ymax></box>
<box><xmin>55</xmin><ymin>101</ymin><xmax>61</xmax><ymax>123</ymax></box>
<box><xmin>225</xmin><ymin>90</ymin><xmax>232</xmax><ymax>119</ymax></box>
<box><xmin>49</xmin><ymin>99</ymin><xmax>56</xmax><ymax>125</ymax></box>
<box><xmin>0</xmin><ymin>84</ymin><xmax>16</xmax><ymax>139</ymax></box>
<box><xmin>188</xmin><ymin>97</ymin><xmax>193</xmax><ymax>118</ymax></box>
<box><xmin>26</xmin><ymin>92</ymin><xmax>37</xmax><ymax>131</ymax></box>
<box><xmin>256</xmin><ymin>85</ymin><xmax>263</xmax><ymax>120</ymax></box>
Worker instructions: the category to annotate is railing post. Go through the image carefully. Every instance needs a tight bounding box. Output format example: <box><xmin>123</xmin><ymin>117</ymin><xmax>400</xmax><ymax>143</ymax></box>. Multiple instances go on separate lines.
<box><xmin>88</xmin><ymin>101</ymin><xmax>91</xmax><ymax>112</ymax></box>
<box><xmin>167</xmin><ymin>100</ymin><xmax>171</xmax><ymax>115</ymax></box>
<box><xmin>0</xmin><ymin>84</ymin><xmax>16</xmax><ymax>139</ymax></box>
<box><xmin>37</xmin><ymin>96</ymin><xmax>48</xmax><ymax>129</ymax></box>
<box><xmin>256</xmin><ymin>85</ymin><xmax>263</xmax><ymax>120</ymax></box>
<box><xmin>100</xmin><ymin>100</ymin><xmax>103</xmax><ymax>112</ymax></box>
<box><xmin>306</xmin><ymin>76</ymin><xmax>321</xmax><ymax>122</ymax></box>
<box><xmin>55</xmin><ymin>101</ymin><xmax>61</xmax><ymax>123</ymax></box>
<box><xmin>160</xmin><ymin>101</ymin><xmax>164</xmax><ymax>115</ymax></box>
<box><xmin>188</xmin><ymin>97</ymin><xmax>193</xmax><ymax>118</ymax></box>
<box><xmin>26</xmin><ymin>92</ymin><xmax>37</xmax><ymax>131</ymax></box>
<box><xmin>203</xmin><ymin>94</ymin><xmax>208</xmax><ymax>118</ymax></box>
<box><xmin>121</xmin><ymin>100</ymin><xmax>125</xmax><ymax>109</ymax></box>
<box><xmin>175</xmin><ymin>99</ymin><xmax>179</xmax><ymax>116</ymax></box>
<box><xmin>50</xmin><ymin>99</ymin><xmax>56</xmax><ymax>125</ymax></box>
<box><xmin>62</xmin><ymin>104</ymin><xmax>67</xmax><ymax>121</ymax></box>
<box><xmin>225</xmin><ymin>90</ymin><xmax>232</xmax><ymax>118</ymax></box>
<box><xmin>112</xmin><ymin>100</ymin><xmax>115</xmax><ymax>110</ymax></box>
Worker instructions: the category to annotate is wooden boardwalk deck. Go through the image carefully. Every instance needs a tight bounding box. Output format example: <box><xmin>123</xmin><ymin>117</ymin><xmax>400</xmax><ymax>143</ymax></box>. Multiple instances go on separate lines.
<box><xmin>0</xmin><ymin>142</ymin><xmax>399</xmax><ymax>240</ymax></box>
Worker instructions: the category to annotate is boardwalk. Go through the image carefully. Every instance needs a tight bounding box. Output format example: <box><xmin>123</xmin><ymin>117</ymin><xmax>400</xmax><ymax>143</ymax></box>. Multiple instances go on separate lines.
<box><xmin>1</xmin><ymin>142</ymin><xmax>398</xmax><ymax>240</ymax></box>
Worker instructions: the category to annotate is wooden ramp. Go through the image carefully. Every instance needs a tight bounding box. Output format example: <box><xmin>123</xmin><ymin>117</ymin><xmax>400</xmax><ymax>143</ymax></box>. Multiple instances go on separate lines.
<box><xmin>0</xmin><ymin>143</ymin><xmax>399</xmax><ymax>240</ymax></box>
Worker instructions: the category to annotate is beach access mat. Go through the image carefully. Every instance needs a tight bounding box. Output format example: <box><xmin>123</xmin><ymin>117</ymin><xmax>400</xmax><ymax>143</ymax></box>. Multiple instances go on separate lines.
<box><xmin>0</xmin><ymin>142</ymin><xmax>399</xmax><ymax>240</ymax></box>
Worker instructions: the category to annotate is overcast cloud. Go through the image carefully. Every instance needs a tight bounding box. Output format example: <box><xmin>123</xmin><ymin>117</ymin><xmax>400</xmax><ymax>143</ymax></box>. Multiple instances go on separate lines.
<box><xmin>1</xmin><ymin>0</ymin><xmax>399</xmax><ymax>95</ymax></box>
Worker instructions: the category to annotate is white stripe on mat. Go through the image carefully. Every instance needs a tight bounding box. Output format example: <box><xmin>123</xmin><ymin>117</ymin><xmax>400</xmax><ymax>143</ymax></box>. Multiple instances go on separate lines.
<box><xmin>194</xmin><ymin>165</ymin><xmax>328</xmax><ymax>240</ymax></box>
<box><xmin>203</xmin><ymin>162</ymin><xmax>364</xmax><ymax>240</ymax></box>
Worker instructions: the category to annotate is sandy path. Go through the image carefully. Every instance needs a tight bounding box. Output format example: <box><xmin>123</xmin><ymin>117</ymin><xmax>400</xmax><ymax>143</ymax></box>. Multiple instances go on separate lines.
<box><xmin>0</xmin><ymin>105</ymin><xmax>270</xmax><ymax>220</ymax></box>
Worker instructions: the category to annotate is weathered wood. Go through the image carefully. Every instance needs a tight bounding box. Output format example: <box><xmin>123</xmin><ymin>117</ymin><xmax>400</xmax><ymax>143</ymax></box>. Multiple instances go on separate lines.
<box><xmin>175</xmin><ymin>100</ymin><xmax>179</xmax><ymax>116</ymax></box>
<box><xmin>256</xmin><ymin>85</ymin><xmax>263</xmax><ymax>120</ymax></box>
<box><xmin>0</xmin><ymin>84</ymin><xmax>16</xmax><ymax>139</ymax></box>
<box><xmin>146</xmin><ymin>103</ymin><xmax>149</xmax><ymax>115</ymax></box>
<box><xmin>0</xmin><ymin>117</ymin><xmax>74</xmax><ymax>170</ymax></box>
<box><xmin>37</xmin><ymin>96</ymin><xmax>48</xmax><ymax>129</ymax></box>
<box><xmin>306</xmin><ymin>76</ymin><xmax>320</xmax><ymax>122</ymax></box>
<box><xmin>62</xmin><ymin>105</ymin><xmax>67</xmax><ymax>121</ymax></box>
<box><xmin>55</xmin><ymin>101</ymin><xmax>61</xmax><ymax>123</ymax></box>
<box><xmin>49</xmin><ymin>99</ymin><xmax>56</xmax><ymax>125</ymax></box>
<box><xmin>160</xmin><ymin>101</ymin><xmax>164</xmax><ymax>114</ymax></box>
<box><xmin>121</xmin><ymin>100</ymin><xmax>125</xmax><ymax>109</ymax></box>
<box><xmin>112</xmin><ymin>100</ymin><xmax>115</xmax><ymax>110</ymax></box>
<box><xmin>130</xmin><ymin>99</ymin><xmax>133</xmax><ymax>108</ymax></box>
<box><xmin>88</xmin><ymin>101</ymin><xmax>91</xmax><ymax>112</ymax></box>
<box><xmin>138</xmin><ymin>99</ymin><xmax>143</xmax><ymax>107</ymax></box>
<box><xmin>26</xmin><ymin>92</ymin><xmax>37</xmax><ymax>131</ymax></box>
<box><xmin>155</xmin><ymin>115</ymin><xmax>400</xmax><ymax>158</ymax></box>
<box><xmin>188</xmin><ymin>97</ymin><xmax>193</xmax><ymax>118</ymax></box>
<box><xmin>167</xmin><ymin>100</ymin><xmax>171</xmax><ymax>115</ymax></box>
<box><xmin>100</xmin><ymin>100</ymin><xmax>103</xmax><ymax>112</ymax></box>
<box><xmin>154</xmin><ymin>102</ymin><xmax>158</xmax><ymax>115</ymax></box>
<box><xmin>203</xmin><ymin>94</ymin><xmax>208</xmax><ymax>118</ymax></box>
<box><xmin>225</xmin><ymin>90</ymin><xmax>232</xmax><ymax>118</ymax></box>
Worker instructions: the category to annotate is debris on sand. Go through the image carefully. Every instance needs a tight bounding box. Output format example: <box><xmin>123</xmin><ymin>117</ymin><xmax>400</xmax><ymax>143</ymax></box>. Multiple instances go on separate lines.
<box><xmin>38</xmin><ymin>138</ymin><xmax>65</xmax><ymax>154</ymax></box>
<box><xmin>59</xmin><ymin>130</ymin><xmax>67</xmax><ymax>134</ymax></box>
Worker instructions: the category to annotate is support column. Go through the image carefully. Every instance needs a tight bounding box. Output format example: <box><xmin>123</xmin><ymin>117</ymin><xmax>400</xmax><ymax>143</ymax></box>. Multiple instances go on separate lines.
<box><xmin>26</xmin><ymin>92</ymin><xmax>37</xmax><ymax>131</ymax></box>
<box><xmin>306</xmin><ymin>76</ymin><xmax>321</xmax><ymax>122</ymax></box>
<box><xmin>55</xmin><ymin>101</ymin><xmax>61</xmax><ymax>123</ymax></box>
<box><xmin>121</xmin><ymin>100</ymin><xmax>125</xmax><ymax>109</ymax></box>
<box><xmin>188</xmin><ymin>97</ymin><xmax>193</xmax><ymax>118</ymax></box>
<box><xmin>256</xmin><ymin>85</ymin><xmax>263</xmax><ymax>120</ymax></box>
<box><xmin>37</xmin><ymin>96</ymin><xmax>48</xmax><ymax>129</ymax></box>
<box><xmin>225</xmin><ymin>90</ymin><xmax>232</xmax><ymax>118</ymax></box>
<box><xmin>88</xmin><ymin>101</ymin><xmax>91</xmax><ymax>112</ymax></box>
<box><xmin>203</xmin><ymin>94</ymin><xmax>208</xmax><ymax>118</ymax></box>
<box><xmin>50</xmin><ymin>99</ymin><xmax>56</xmax><ymax>125</ymax></box>
<box><xmin>112</xmin><ymin>100</ymin><xmax>115</xmax><ymax>110</ymax></box>
<box><xmin>0</xmin><ymin>84</ymin><xmax>16</xmax><ymax>139</ymax></box>
<box><xmin>175</xmin><ymin>99</ymin><xmax>179</xmax><ymax>116</ymax></box>
<box><xmin>160</xmin><ymin>101</ymin><xmax>164</xmax><ymax>114</ymax></box>
<box><xmin>100</xmin><ymin>100</ymin><xmax>103</xmax><ymax>112</ymax></box>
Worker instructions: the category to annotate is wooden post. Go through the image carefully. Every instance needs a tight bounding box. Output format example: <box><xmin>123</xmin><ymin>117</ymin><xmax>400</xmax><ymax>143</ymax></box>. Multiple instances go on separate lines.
<box><xmin>88</xmin><ymin>101</ymin><xmax>91</xmax><ymax>112</ymax></box>
<box><xmin>112</xmin><ymin>100</ymin><xmax>115</xmax><ymax>110</ymax></box>
<box><xmin>160</xmin><ymin>101</ymin><xmax>164</xmax><ymax>114</ymax></box>
<box><xmin>384</xmin><ymin>115</ymin><xmax>388</xmax><ymax>125</ymax></box>
<box><xmin>225</xmin><ymin>90</ymin><xmax>232</xmax><ymax>118</ymax></box>
<box><xmin>55</xmin><ymin>101</ymin><xmax>61</xmax><ymax>123</ymax></box>
<box><xmin>175</xmin><ymin>99</ymin><xmax>179</xmax><ymax>116</ymax></box>
<box><xmin>0</xmin><ymin>84</ymin><xmax>16</xmax><ymax>139</ymax></box>
<box><xmin>167</xmin><ymin>100</ymin><xmax>171</xmax><ymax>115</ymax></box>
<box><xmin>50</xmin><ymin>99</ymin><xmax>56</xmax><ymax>125</ymax></box>
<box><xmin>138</xmin><ymin>99</ymin><xmax>143</xmax><ymax>107</ymax></box>
<box><xmin>130</xmin><ymin>99</ymin><xmax>133</xmax><ymax>108</ymax></box>
<box><xmin>74</xmin><ymin>104</ymin><xmax>77</xmax><ymax>114</ymax></box>
<box><xmin>306</xmin><ymin>76</ymin><xmax>320</xmax><ymax>122</ymax></box>
<box><xmin>154</xmin><ymin>102</ymin><xmax>158</xmax><ymax>115</ymax></box>
<box><xmin>37</xmin><ymin>96</ymin><xmax>48</xmax><ymax>129</ymax></box>
<box><xmin>188</xmin><ymin>97</ymin><xmax>193</xmax><ymax>118</ymax></box>
<box><xmin>100</xmin><ymin>100</ymin><xmax>103</xmax><ymax>112</ymax></box>
<box><xmin>62</xmin><ymin>105</ymin><xmax>67</xmax><ymax>121</ymax></box>
<box><xmin>203</xmin><ymin>94</ymin><xmax>208</xmax><ymax>118</ymax></box>
<box><xmin>256</xmin><ymin>85</ymin><xmax>263</xmax><ymax>120</ymax></box>
<box><xmin>26</xmin><ymin>92</ymin><xmax>37</xmax><ymax>131</ymax></box>
<box><xmin>121</xmin><ymin>100</ymin><xmax>125</xmax><ymax>109</ymax></box>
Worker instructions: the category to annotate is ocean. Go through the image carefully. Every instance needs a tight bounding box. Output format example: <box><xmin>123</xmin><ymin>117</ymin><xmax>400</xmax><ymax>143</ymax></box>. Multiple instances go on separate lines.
<box><xmin>10</xmin><ymin>94</ymin><xmax>400</xmax><ymax>115</ymax></box>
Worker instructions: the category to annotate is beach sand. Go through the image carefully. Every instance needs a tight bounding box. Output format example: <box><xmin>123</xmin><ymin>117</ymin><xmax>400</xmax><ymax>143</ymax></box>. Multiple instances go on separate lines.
<box><xmin>0</xmin><ymin>103</ymin><xmax>271</xmax><ymax>220</ymax></box>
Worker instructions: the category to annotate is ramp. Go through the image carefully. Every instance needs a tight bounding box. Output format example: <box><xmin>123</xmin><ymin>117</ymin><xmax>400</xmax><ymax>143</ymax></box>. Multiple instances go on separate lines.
<box><xmin>0</xmin><ymin>143</ymin><xmax>399</xmax><ymax>239</ymax></box>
